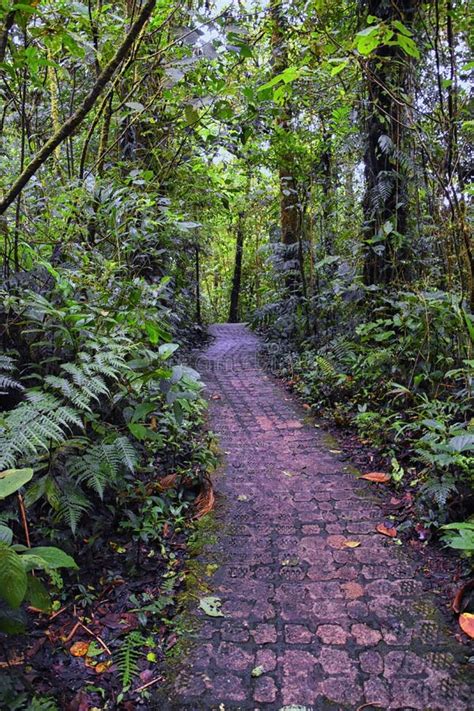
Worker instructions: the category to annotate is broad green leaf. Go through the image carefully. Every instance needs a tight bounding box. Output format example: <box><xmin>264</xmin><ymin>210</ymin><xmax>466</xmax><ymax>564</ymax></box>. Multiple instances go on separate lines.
<box><xmin>0</xmin><ymin>525</ymin><xmax>13</xmax><ymax>545</ymax></box>
<box><xmin>0</xmin><ymin>468</ymin><xmax>34</xmax><ymax>499</ymax></box>
<box><xmin>396</xmin><ymin>33</ymin><xmax>420</xmax><ymax>58</ymax></box>
<box><xmin>145</xmin><ymin>321</ymin><xmax>160</xmax><ymax>345</ymax></box>
<box><xmin>448</xmin><ymin>434</ymin><xmax>474</xmax><ymax>452</ymax></box>
<box><xmin>0</xmin><ymin>547</ymin><xmax>27</xmax><ymax>608</ymax></box>
<box><xmin>184</xmin><ymin>105</ymin><xmax>199</xmax><ymax>126</ymax></box>
<box><xmin>330</xmin><ymin>59</ymin><xmax>349</xmax><ymax>76</ymax></box>
<box><xmin>26</xmin><ymin>574</ymin><xmax>51</xmax><ymax>612</ymax></box>
<box><xmin>159</xmin><ymin>343</ymin><xmax>179</xmax><ymax>360</ymax></box>
<box><xmin>0</xmin><ymin>607</ymin><xmax>26</xmax><ymax>634</ymax></box>
<box><xmin>356</xmin><ymin>32</ymin><xmax>381</xmax><ymax>55</ymax></box>
<box><xmin>392</xmin><ymin>20</ymin><xmax>413</xmax><ymax>36</ymax></box>
<box><xmin>26</xmin><ymin>547</ymin><xmax>78</xmax><ymax>570</ymax></box>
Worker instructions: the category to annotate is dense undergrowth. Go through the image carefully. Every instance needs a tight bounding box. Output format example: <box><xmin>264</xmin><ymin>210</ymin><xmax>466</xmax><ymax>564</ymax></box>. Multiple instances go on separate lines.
<box><xmin>0</xmin><ymin>250</ymin><xmax>217</xmax><ymax>707</ymax></box>
<box><xmin>256</xmin><ymin>286</ymin><xmax>474</xmax><ymax>556</ymax></box>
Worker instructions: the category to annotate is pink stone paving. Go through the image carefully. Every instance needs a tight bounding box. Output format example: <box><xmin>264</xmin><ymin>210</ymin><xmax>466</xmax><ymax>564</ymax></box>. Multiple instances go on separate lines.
<box><xmin>159</xmin><ymin>324</ymin><xmax>473</xmax><ymax>710</ymax></box>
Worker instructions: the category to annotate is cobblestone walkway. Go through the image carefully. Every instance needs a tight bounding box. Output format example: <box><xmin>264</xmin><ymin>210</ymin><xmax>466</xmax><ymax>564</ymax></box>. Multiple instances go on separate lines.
<box><xmin>163</xmin><ymin>324</ymin><xmax>472</xmax><ymax>710</ymax></box>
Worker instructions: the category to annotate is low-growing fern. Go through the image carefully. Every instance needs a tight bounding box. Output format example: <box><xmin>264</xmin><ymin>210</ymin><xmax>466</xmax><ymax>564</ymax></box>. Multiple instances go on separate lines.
<box><xmin>67</xmin><ymin>437</ymin><xmax>137</xmax><ymax>500</ymax></box>
<box><xmin>116</xmin><ymin>631</ymin><xmax>146</xmax><ymax>690</ymax></box>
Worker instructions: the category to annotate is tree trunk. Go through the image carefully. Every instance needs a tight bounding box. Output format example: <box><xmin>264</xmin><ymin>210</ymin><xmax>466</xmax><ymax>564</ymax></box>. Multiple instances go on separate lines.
<box><xmin>270</xmin><ymin>1</ymin><xmax>300</xmax><ymax>289</ymax></box>
<box><xmin>362</xmin><ymin>0</ymin><xmax>420</xmax><ymax>285</ymax></box>
<box><xmin>229</xmin><ymin>212</ymin><xmax>245</xmax><ymax>323</ymax></box>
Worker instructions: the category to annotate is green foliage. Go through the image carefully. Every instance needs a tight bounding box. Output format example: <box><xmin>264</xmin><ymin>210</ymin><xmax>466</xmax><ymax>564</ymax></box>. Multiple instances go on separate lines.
<box><xmin>441</xmin><ymin>521</ymin><xmax>474</xmax><ymax>555</ymax></box>
<box><xmin>116</xmin><ymin>631</ymin><xmax>147</xmax><ymax>690</ymax></box>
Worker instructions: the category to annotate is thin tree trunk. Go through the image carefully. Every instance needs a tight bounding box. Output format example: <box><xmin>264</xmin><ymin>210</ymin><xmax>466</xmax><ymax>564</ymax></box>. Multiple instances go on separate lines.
<box><xmin>0</xmin><ymin>10</ymin><xmax>14</xmax><ymax>65</ymax></box>
<box><xmin>270</xmin><ymin>0</ymin><xmax>300</xmax><ymax>289</ymax></box>
<box><xmin>229</xmin><ymin>212</ymin><xmax>245</xmax><ymax>323</ymax></box>
<box><xmin>195</xmin><ymin>244</ymin><xmax>202</xmax><ymax>326</ymax></box>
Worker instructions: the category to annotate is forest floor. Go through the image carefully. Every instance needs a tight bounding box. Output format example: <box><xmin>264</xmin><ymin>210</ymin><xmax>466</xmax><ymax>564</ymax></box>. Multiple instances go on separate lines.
<box><xmin>158</xmin><ymin>323</ymin><xmax>473</xmax><ymax>711</ymax></box>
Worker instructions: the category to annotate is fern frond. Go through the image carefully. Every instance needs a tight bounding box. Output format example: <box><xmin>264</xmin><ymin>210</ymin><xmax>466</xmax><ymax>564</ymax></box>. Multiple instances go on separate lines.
<box><xmin>0</xmin><ymin>375</ymin><xmax>24</xmax><ymax>394</ymax></box>
<box><xmin>421</xmin><ymin>476</ymin><xmax>457</xmax><ymax>508</ymax></box>
<box><xmin>54</xmin><ymin>485</ymin><xmax>91</xmax><ymax>534</ymax></box>
<box><xmin>115</xmin><ymin>631</ymin><xmax>145</xmax><ymax>689</ymax></box>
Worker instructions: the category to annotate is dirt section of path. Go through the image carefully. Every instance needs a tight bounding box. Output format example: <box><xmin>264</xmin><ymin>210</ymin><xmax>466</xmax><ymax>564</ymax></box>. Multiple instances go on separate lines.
<box><xmin>159</xmin><ymin>323</ymin><xmax>472</xmax><ymax>710</ymax></box>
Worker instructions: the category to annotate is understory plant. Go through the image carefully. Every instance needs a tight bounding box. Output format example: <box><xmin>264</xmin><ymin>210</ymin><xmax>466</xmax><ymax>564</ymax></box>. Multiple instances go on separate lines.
<box><xmin>0</xmin><ymin>252</ymin><xmax>214</xmax><ymax>636</ymax></box>
<box><xmin>260</xmin><ymin>288</ymin><xmax>474</xmax><ymax>549</ymax></box>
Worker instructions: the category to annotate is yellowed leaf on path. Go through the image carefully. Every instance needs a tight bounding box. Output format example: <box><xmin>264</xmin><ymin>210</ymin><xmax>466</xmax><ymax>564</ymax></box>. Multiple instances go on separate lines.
<box><xmin>95</xmin><ymin>660</ymin><xmax>113</xmax><ymax>674</ymax></box>
<box><xmin>70</xmin><ymin>641</ymin><xmax>89</xmax><ymax>657</ymax></box>
<box><xmin>343</xmin><ymin>540</ymin><xmax>361</xmax><ymax>548</ymax></box>
<box><xmin>376</xmin><ymin>523</ymin><xmax>397</xmax><ymax>538</ymax></box>
<box><xmin>459</xmin><ymin>612</ymin><xmax>474</xmax><ymax>638</ymax></box>
<box><xmin>361</xmin><ymin>472</ymin><xmax>391</xmax><ymax>483</ymax></box>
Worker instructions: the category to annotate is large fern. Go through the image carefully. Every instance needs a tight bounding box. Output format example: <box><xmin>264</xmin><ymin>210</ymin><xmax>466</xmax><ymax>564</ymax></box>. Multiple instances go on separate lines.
<box><xmin>67</xmin><ymin>437</ymin><xmax>137</xmax><ymax>500</ymax></box>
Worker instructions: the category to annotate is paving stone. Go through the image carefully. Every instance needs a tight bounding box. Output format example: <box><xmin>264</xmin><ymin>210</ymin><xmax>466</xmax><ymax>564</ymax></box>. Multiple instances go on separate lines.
<box><xmin>159</xmin><ymin>324</ymin><xmax>474</xmax><ymax>710</ymax></box>
<box><xmin>252</xmin><ymin>623</ymin><xmax>277</xmax><ymax>644</ymax></box>
<box><xmin>254</xmin><ymin>676</ymin><xmax>277</xmax><ymax>703</ymax></box>
<box><xmin>284</xmin><ymin>624</ymin><xmax>313</xmax><ymax>644</ymax></box>
<box><xmin>316</xmin><ymin>624</ymin><xmax>349</xmax><ymax>645</ymax></box>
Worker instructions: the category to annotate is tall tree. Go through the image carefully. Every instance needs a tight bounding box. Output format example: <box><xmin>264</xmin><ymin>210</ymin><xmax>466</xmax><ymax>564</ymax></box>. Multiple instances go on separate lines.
<box><xmin>362</xmin><ymin>0</ymin><xmax>421</xmax><ymax>285</ymax></box>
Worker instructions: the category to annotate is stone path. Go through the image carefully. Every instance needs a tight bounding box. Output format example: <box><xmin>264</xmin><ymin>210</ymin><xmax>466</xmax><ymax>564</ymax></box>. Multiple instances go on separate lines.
<box><xmin>161</xmin><ymin>324</ymin><xmax>472</xmax><ymax>710</ymax></box>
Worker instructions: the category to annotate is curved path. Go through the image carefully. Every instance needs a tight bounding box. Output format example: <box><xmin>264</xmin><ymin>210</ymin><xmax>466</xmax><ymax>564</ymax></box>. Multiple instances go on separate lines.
<box><xmin>162</xmin><ymin>324</ymin><xmax>472</xmax><ymax>710</ymax></box>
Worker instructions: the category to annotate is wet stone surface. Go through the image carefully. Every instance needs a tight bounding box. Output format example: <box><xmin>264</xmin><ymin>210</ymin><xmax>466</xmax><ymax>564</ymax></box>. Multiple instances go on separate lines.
<box><xmin>157</xmin><ymin>324</ymin><xmax>472</xmax><ymax>710</ymax></box>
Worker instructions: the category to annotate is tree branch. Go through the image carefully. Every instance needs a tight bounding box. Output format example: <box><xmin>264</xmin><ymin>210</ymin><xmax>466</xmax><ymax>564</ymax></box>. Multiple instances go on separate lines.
<box><xmin>0</xmin><ymin>0</ymin><xmax>157</xmax><ymax>216</ymax></box>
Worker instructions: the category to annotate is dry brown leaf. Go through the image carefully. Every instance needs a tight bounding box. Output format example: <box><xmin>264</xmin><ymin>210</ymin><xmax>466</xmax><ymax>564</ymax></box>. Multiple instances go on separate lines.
<box><xmin>150</xmin><ymin>416</ymin><xmax>157</xmax><ymax>431</ymax></box>
<box><xmin>194</xmin><ymin>481</ymin><xmax>215</xmax><ymax>519</ymax></box>
<box><xmin>343</xmin><ymin>540</ymin><xmax>361</xmax><ymax>548</ymax></box>
<box><xmin>459</xmin><ymin>612</ymin><xmax>474</xmax><ymax>638</ymax></box>
<box><xmin>452</xmin><ymin>580</ymin><xmax>474</xmax><ymax>614</ymax></box>
<box><xmin>157</xmin><ymin>473</ymin><xmax>177</xmax><ymax>491</ymax></box>
<box><xmin>376</xmin><ymin>523</ymin><xmax>397</xmax><ymax>538</ymax></box>
<box><xmin>361</xmin><ymin>472</ymin><xmax>391</xmax><ymax>483</ymax></box>
<box><xmin>70</xmin><ymin>641</ymin><xmax>89</xmax><ymax>657</ymax></box>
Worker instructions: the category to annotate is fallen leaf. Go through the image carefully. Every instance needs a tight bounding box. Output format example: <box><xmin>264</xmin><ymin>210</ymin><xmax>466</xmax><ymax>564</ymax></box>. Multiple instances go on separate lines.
<box><xmin>157</xmin><ymin>473</ymin><xmax>177</xmax><ymax>491</ymax></box>
<box><xmin>376</xmin><ymin>524</ymin><xmax>397</xmax><ymax>538</ymax></box>
<box><xmin>194</xmin><ymin>481</ymin><xmax>215</xmax><ymax>519</ymax></box>
<box><xmin>237</xmin><ymin>494</ymin><xmax>248</xmax><ymax>501</ymax></box>
<box><xmin>343</xmin><ymin>540</ymin><xmax>361</xmax><ymax>548</ymax></box>
<box><xmin>303</xmin><ymin>403</ymin><xmax>311</xmax><ymax>410</ymax></box>
<box><xmin>199</xmin><ymin>596</ymin><xmax>224</xmax><ymax>617</ymax></box>
<box><xmin>282</xmin><ymin>470</ymin><xmax>295</xmax><ymax>478</ymax></box>
<box><xmin>251</xmin><ymin>665</ymin><xmax>264</xmax><ymax>677</ymax></box>
<box><xmin>281</xmin><ymin>556</ymin><xmax>300</xmax><ymax>566</ymax></box>
<box><xmin>211</xmin><ymin>394</ymin><xmax>221</xmax><ymax>400</ymax></box>
<box><xmin>95</xmin><ymin>660</ymin><xmax>113</xmax><ymax>674</ymax></box>
<box><xmin>453</xmin><ymin>581</ymin><xmax>474</xmax><ymax>614</ymax></box>
<box><xmin>361</xmin><ymin>472</ymin><xmax>391</xmax><ymax>483</ymax></box>
<box><xmin>459</xmin><ymin>612</ymin><xmax>474</xmax><ymax>638</ymax></box>
<box><xmin>70</xmin><ymin>641</ymin><xmax>89</xmax><ymax>657</ymax></box>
